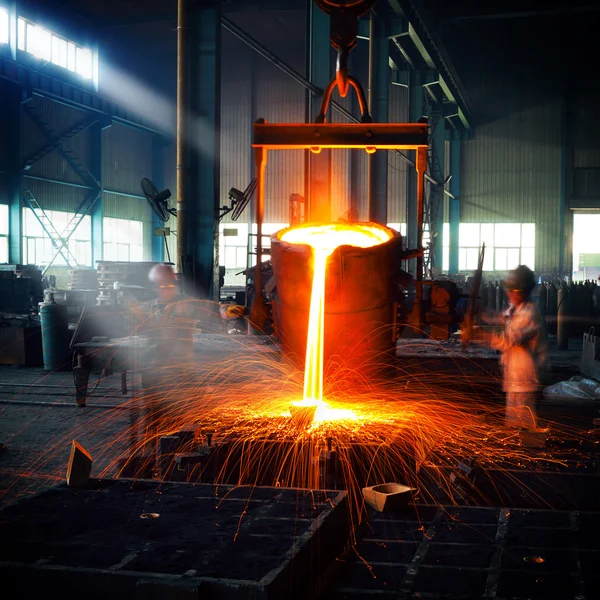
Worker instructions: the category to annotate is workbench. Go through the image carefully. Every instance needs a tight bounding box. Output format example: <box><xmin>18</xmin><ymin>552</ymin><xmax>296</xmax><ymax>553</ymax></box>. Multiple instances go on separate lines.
<box><xmin>72</xmin><ymin>337</ymin><xmax>150</xmax><ymax>407</ymax></box>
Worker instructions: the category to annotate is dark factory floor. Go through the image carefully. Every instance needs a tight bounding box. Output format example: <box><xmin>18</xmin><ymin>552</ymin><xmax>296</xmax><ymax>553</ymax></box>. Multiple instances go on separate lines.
<box><xmin>0</xmin><ymin>336</ymin><xmax>598</xmax><ymax>600</ymax></box>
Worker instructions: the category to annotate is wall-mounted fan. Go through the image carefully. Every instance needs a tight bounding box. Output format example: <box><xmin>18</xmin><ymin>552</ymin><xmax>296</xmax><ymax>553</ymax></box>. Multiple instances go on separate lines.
<box><xmin>219</xmin><ymin>178</ymin><xmax>257</xmax><ymax>222</ymax></box>
<box><xmin>141</xmin><ymin>178</ymin><xmax>176</xmax><ymax>222</ymax></box>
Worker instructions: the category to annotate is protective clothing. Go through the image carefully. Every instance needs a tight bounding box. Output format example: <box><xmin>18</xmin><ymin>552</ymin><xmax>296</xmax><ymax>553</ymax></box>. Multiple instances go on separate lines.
<box><xmin>490</xmin><ymin>300</ymin><xmax>548</xmax><ymax>428</ymax></box>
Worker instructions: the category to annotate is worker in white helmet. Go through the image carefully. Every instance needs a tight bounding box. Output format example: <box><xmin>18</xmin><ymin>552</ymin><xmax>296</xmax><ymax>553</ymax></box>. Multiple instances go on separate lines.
<box><xmin>127</xmin><ymin>264</ymin><xmax>206</xmax><ymax>466</ymax></box>
<box><xmin>488</xmin><ymin>265</ymin><xmax>548</xmax><ymax>429</ymax></box>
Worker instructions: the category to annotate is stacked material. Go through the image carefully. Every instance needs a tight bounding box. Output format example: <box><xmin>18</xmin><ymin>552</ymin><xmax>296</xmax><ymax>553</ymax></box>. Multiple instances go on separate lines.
<box><xmin>96</xmin><ymin>261</ymin><xmax>162</xmax><ymax>305</ymax></box>
<box><xmin>69</xmin><ymin>268</ymin><xmax>98</xmax><ymax>291</ymax></box>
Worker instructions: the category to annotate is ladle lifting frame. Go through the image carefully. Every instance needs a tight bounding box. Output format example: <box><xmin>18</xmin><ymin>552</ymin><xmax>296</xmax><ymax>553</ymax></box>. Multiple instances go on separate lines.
<box><xmin>250</xmin><ymin>121</ymin><xmax>429</xmax><ymax>329</ymax></box>
<box><xmin>249</xmin><ymin>0</ymin><xmax>429</xmax><ymax>331</ymax></box>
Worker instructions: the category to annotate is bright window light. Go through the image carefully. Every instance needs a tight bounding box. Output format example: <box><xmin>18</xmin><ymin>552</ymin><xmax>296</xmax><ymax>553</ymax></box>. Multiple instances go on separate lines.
<box><xmin>67</xmin><ymin>41</ymin><xmax>76</xmax><ymax>71</ymax></box>
<box><xmin>453</xmin><ymin>223</ymin><xmax>535</xmax><ymax>272</ymax></box>
<box><xmin>37</xmin><ymin>26</ymin><xmax>52</xmax><ymax>61</ymax></box>
<box><xmin>76</xmin><ymin>46</ymin><xmax>92</xmax><ymax>79</ymax></box>
<box><xmin>103</xmin><ymin>217</ymin><xmax>144</xmax><ymax>262</ymax></box>
<box><xmin>17</xmin><ymin>17</ymin><xmax>25</xmax><ymax>50</ymax></box>
<box><xmin>25</xmin><ymin>22</ymin><xmax>36</xmax><ymax>55</ymax></box>
<box><xmin>16</xmin><ymin>15</ymin><xmax>97</xmax><ymax>82</ymax></box>
<box><xmin>0</xmin><ymin>7</ymin><xmax>8</xmax><ymax>45</ymax></box>
<box><xmin>51</xmin><ymin>35</ymin><xmax>67</xmax><ymax>68</ymax></box>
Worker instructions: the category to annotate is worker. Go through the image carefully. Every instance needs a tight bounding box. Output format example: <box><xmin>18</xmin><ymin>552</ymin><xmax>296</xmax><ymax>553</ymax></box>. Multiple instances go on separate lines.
<box><xmin>485</xmin><ymin>265</ymin><xmax>549</xmax><ymax>429</ymax></box>
<box><xmin>128</xmin><ymin>264</ymin><xmax>207</xmax><ymax>467</ymax></box>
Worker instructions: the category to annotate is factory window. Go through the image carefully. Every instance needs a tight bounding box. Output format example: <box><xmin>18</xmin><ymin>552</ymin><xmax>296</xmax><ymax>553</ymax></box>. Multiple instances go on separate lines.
<box><xmin>17</xmin><ymin>16</ymin><xmax>94</xmax><ymax>80</ymax></box>
<box><xmin>22</xmin><ymin>208</ymin><xmax>92</xmax><ymax>267</ymax></box>
<box><xmin>386</xmin><ymin>223</ymin><xmax>407</xmax><ymax>237</ymax></box>
<box><xmin>457</xmin><ymin>223</ymin><xmax>535</xmax><ymax>272</ymax></box>
<box><xmin>0</xmin><ymin>204</ymin><xmax>9</xmax><ymax>263</ymax></box>
<box><xmin>0</xmin><ymin>7</ymin><xmax>8</xmax><ymax>45</ymax></box>
<box><xmin>103</xmin><ymin>218</ymin><xmax>144</xmax><ymax>262</ymax></box>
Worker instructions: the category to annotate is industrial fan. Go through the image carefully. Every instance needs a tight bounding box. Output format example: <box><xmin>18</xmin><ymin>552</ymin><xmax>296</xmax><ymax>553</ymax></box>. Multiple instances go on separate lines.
<box><xmin>219</xmin><ymin>178</ymin><xmax>257</xmax><ymax>221</ymax></box>
<box><xmin>141</xmin><ymin>178</ymin><xmax>176</xmax><ymax>223</ymax></box>
<box><xmin>141</xmin><ymin>177</ymin><xmax>176</xmax><ymax>263</ymax></box>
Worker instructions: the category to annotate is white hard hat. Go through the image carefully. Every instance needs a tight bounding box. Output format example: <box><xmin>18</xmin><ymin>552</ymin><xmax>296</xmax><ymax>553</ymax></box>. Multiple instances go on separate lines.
<box><xmin>148</xmin><ymin>263</ymin><xmax>176</xmax><ymax>285</ymax></box>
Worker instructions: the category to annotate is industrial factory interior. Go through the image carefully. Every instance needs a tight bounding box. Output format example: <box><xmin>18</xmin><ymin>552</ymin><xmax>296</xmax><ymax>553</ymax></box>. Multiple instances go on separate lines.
<box><xmin>1</xmin><ymin>0</ymin><xmax>600</xmax><ymax>598</ymax></box>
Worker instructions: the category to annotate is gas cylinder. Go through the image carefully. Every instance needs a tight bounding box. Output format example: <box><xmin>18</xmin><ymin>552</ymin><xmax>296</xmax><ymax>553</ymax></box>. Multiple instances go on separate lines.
<box><xmin>534</xmin><ymin>280</ymin><xmax>547</xmax><ymax>319</ymax></box>
<box><xmin>39</xmin><ymin>299</ymin><xmax>71</xmax><ymax>371</ymax></box>
<box><xmin>557</xmin><ymin>284</ymin><xmax>569</xmax><ymax>350</ymax></box>
<box><xmin>546</xmin><ymin>282</ymin><xmax>558</xmax><ymax>335</ymax></box>
<box><xmin>485</xmin><ymin>281</ymin><xmax>496</xmax><ymax>312</ymax></box>
<box><xmin>495</xmin><ymin>281</ymin><xmax>505</xmax><ymax>314</ymax></box>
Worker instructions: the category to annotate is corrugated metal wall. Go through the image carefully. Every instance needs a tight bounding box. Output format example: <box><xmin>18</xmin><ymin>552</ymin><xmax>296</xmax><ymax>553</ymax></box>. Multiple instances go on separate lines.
<box><xmin>20</xmin><ymin>96</ymin><xmax>92</xmax><ymax>211</ymax></box>
<box><xmin>15</xmin><ymin>93</ymin><xmax>155</xmax><ymax>260</ymax></box>
<box><xmin>573</xmin><ymin>93</ymin><xmax>600</xmax><ymax>169</ymax></box>
<box><xmin>101</xmin><ymin>123</ymin><xmax>154</xmax><ymax>259</ymax></box>
<box><xmin>330</xmin><ymin>94</ymin><xmax>352</xmax><ymax>220</ymax></box>
<box><xmin>460</xmin><ymin>75</ymin><xmax>562</xmax><ymax>273</ymax></box>
<box><xmin>253</xmin><ymin>49</ymin><xmax>306</xmax><ymax>223</ymax></box>
<box><xmin>387</xmin><ymin>81</ymin><xmax>409</xmax><ymax>223</ymax></box>
<box><xmin>220</xmin><ymin>32</ymin><xmax>252</xmax><ymax>224</ymax></box>
<box><xmin>102</xmin><ymin>123</ymin><xmax>153</xmax><ymax>196</ymax></box>
<box><xmin>572</xmin><ymin>93</ymin><xmax>600</xmax><ymax>203</ymax></box>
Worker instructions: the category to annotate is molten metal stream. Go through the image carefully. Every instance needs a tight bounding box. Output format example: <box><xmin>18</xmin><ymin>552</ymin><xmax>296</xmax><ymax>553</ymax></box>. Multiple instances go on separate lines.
<box><xmin>279</xmin><ymin>224</ymin><xmax>391</xmax><ymax>417</ymax></box>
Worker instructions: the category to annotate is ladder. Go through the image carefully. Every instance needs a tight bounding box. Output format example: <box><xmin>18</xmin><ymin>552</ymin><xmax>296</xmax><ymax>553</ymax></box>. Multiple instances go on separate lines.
<box><xmin>22</xmin><ymin>187</ymin><xmax>79</xmax><ymax>270</ymax></box>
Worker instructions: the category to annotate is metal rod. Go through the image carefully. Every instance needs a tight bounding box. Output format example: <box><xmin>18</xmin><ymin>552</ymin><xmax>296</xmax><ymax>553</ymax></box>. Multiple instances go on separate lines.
<box><xmin>416</xmin><ymin>146</ymin><xmax>427</xmax><ymax>281</ymax></box>
<box><xmin>23</xmin><ymin>174</ymin><xmax>93</xmax><ymax>191</ymax></box>
<box><xmin>254</xmin><ymin>144</ymin><xmax>267</xmax><ymax>299</ymax></box>
<box><xmin>176</xmin><ymin>0</ymin><xmax>188</xmax><ymax>275</ymax></box>
<box><xmin>104</xmin><ymin>189</ymin><xmax>145</xmax><ymax>200</ymax></box>
<box><xmin>368</xmin><ymin>12</ymin><xmax>374</xmax><ymax>112</ymax></box>
<box><xmin>222</xmin><ymin>16</ymin><xmax>455</xmax><ymax>199</ymax></box>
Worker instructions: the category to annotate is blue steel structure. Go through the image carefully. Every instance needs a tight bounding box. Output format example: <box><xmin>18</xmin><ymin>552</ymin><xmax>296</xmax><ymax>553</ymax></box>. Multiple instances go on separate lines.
<box><xmin>185</xmin><ymin>0</ymin><xmax>221</xmax><ymax>298</ymax></box>
<box><xmin>151</xmin><ymin>136</ymin><xmax>165</xmax><ymax>264</ymax></box>
<box><xmin>367</xmin><ymin>14</ymin><xmax>389</xmax><ymax>225</ymax></box>
<box><xmin>406</xmin><ymin>69</ymin><xmax>424</xmax><ymax>272</ymax></box>
<box><xmin>90</xmin><ymin>121</ymin><xmax>104</xmax><ymax>266</ymax></box>
<box><xmin>0</xmin><ymin>1</ymin><xmax>172</xmax><ymax>269</ymax></box>
<box><xmin>1</xmin><ymin>0</ymin><xmax>473</xmax><ymax>284</ymax></box>
<box><xmin>448</xmin><ymin>130</ymin><xmax>461</xmax><ymax>275</ymax></box>
<box><xmin>306</xmin><ymin>2</ymin><xmax>332</xmax><ymax>222</ymax></box>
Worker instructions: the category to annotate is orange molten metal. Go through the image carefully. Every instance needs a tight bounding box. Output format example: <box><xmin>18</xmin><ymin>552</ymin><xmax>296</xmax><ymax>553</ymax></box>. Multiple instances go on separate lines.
<box><xmin>280</xmin><ymin>224</ymin><xmax>392</xmax><ymax>420</ymax></box>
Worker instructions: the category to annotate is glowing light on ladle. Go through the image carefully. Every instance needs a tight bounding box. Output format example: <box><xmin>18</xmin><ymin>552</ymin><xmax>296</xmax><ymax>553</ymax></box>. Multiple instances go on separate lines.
<box><xmin>280</xmin><ymin>224</ymin><xmax>391</xmax><ymax>419</ymax></box>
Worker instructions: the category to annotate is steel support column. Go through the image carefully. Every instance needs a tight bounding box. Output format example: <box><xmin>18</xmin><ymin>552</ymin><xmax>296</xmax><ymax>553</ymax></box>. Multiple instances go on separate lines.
<box><xmin>430</xmin><ymin>106</ymin><xmax>445</xmax><ymax>270</ymax></box>
<box><xmin>151</xmin><ymin>136</ymin><xmax>165</xmax><ymax>263</ymax></box>
<box><xmin>90</xmin><ymin>123</ymin><xmax>103</xmax><ymax>265</ymax></box>
<box><xmin>2</xmin><ymin>84</ymin><xmax>22</xmax><ymax>264</ymax></box>
<box><xmin>306</xmin><ymin>1</ymin><xmax>331</xmax><ymax>222</ymax></box>
<box><xmin>367</xmin><ymin>15</ymin><xmax>389</xmax><ymax>224</ymax></box>
<box><xmin>448</xmin><ymin>130</ymin><xmax>461</xmax><ymax>275</ymax></box>
<box><xmin>186</xmin><ymin>0</ymin><xmax>221</xmax><ymax>299</ymax></box>
<box><xmin>407</xmin><ymin>70</ymin><xmax>423</xmax><ymax>276</ymax></box>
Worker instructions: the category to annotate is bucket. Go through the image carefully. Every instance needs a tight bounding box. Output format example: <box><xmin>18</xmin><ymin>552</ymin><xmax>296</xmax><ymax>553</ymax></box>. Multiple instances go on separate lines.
<box><xmin>270</xmin><ymin>223</ymin><xmax>403</xmax><ymax>376</ymax></box>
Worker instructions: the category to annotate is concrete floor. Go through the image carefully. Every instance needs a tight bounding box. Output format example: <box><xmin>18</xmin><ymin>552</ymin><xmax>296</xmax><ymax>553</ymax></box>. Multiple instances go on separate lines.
<box><xmin>0</xmin><ymin>335</ymin><xmax>598</xmax><ymax>599</ymax></box>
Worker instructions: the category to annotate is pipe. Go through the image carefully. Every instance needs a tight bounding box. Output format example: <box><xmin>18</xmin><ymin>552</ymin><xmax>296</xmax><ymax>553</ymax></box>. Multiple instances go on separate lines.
<box><xmin>416</xmin><ymin>146</ymin><xmax>427</xmax><ymax>280</ymax></box>
<box><xmin>221</xmin><ymin>16</ymin><xmax>456</xmax><ymax>200</ymax></box>
<box><xmin>367</xmin><ymin>12</ymin><xmax>374</xmax><ymax>111</ymax></box>
<box><xmin>176</xmin><ymin>0</ymin><xmax>188</xmax><ymax>275</ymax></box>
